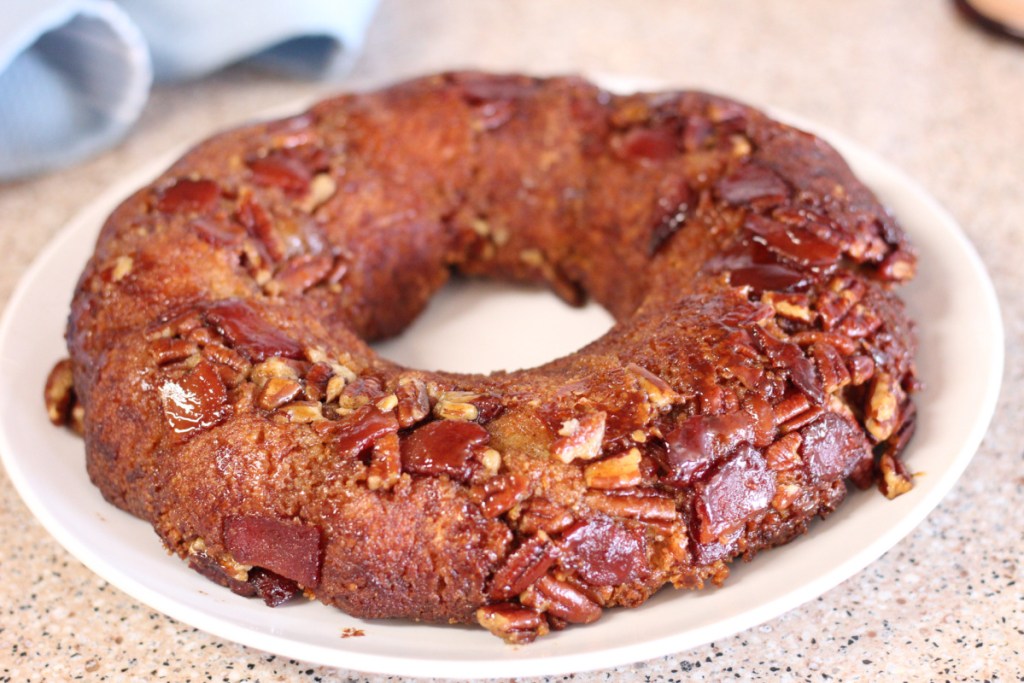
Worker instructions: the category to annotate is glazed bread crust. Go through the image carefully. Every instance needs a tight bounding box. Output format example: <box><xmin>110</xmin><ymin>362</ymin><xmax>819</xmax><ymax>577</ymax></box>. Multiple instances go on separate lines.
<box><xmin>59</xmin><ymin>72</ymin><xmax>918</xmax><ymax>641</ymax></box>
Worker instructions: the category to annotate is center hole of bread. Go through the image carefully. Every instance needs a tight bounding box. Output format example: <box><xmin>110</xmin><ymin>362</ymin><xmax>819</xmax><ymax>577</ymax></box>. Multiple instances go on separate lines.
<box><xmin>372</xmin><ymin>278</ymin><xmax>616</xmax><ymax>374</ymax></box>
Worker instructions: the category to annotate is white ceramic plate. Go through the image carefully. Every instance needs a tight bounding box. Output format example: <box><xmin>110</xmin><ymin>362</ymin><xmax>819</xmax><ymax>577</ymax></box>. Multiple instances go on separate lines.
<box><xmin>0</xmin><ymin>93</ymin><xmax>1003</xmax><ymax>678</ymax></box>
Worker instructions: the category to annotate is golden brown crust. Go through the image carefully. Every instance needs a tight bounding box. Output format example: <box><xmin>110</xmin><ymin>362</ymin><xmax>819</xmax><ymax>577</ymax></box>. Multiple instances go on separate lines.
<box><xmin>60</xmin><ymin>72</ymin><xmax>918</xmax><ymax>641</ymax></box>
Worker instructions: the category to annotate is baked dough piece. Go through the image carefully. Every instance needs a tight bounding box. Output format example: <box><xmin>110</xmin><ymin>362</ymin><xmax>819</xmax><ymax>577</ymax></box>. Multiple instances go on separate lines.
<box><xmin>49</xmin><ymin>72</ymin><xmax>918</xmax><ymax>642</ymax></box>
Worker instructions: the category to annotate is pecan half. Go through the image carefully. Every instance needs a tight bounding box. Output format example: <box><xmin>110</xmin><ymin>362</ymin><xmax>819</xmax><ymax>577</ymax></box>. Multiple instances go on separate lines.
<box><xmin>488</xmin><ymin>536</ymin><xmax>558</xmax><ymax>601</ymax></box>
<box><xmin>584</xmin><ymin>488</ymin><xmax>676</xmax><ymax>523</ymax></box>
<box><xmin>44</xmin><ymin>359</ymin><xmax>76</xmax><ymax>427</ymax></box>
<box><xmin>151</xmin><ymin>337</ymin><xmax>199</xmax><ymax>366</ymax></box>
<box><xmin>865</xmin><ymin>372</ymin><xmax>903</xmax><ymax>442</ymax></box>
<box><xmin>521</xmin><ymin>574</ymin><xmax>602</xmax><ymax>624</ymax></box>
<box><xmin>476</xmin><ymin>603</ymin><xmax>549</xmax><ymax>644</ymax></box>
<box><xmin>433</xmin><ymin>390</ymin><xmax>480</xmax><ymax>421</ymax></box>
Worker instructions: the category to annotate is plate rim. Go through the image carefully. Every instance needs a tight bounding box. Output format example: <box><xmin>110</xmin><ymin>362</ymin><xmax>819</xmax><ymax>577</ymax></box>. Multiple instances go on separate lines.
<box><xmin>0</xmin><ymin>90</ymin><xmax>1004</xmax><ymax>678</ymax></box>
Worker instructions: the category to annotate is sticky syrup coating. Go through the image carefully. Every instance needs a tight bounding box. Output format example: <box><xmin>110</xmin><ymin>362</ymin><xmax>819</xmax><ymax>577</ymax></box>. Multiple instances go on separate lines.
<box><xmin>59</xmin><ymin>72</ymin><xmax>918</xmax><ymax>642</ymax></box>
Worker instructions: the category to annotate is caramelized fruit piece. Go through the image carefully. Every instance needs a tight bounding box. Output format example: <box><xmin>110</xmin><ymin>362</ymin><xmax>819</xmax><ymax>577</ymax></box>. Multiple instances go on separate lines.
<box><xmin>158</xmin><ymin>359</ymin><xmax>230</xmax><ymax>441</ymax></box>
<box><xmin>400</xmin><ymin>419</ymin><xmax>489</xmax><ymax>481</ymax></box>
<box><xmin>205</xmin><ymin>299</ymin><xmax>304</xmax><ymax>362</ymax></box>
<box><xmin>224</xmin><ymin>515</ymin><xmax>322</xmax><ymax>588</ymax></box>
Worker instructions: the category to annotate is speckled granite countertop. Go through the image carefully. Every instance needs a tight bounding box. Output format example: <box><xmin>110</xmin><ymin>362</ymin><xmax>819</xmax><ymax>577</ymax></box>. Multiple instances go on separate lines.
<box><xmin>1</xmin><ymin>1</ymin><xmax>1021</xmax><ymax>681</ymax></box>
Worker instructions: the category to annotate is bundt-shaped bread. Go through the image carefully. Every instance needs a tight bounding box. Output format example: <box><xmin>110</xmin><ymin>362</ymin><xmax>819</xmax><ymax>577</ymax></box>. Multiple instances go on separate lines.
<box><xmin>49</xmin><ymin>72</ymin><xmax>918</xmax><ymax>642</ymax></box>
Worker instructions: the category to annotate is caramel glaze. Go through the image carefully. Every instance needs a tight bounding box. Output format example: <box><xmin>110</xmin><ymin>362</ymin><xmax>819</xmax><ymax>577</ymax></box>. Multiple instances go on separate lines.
<box><xmin>60</xmin><ymin>72</ymin><xmax>918</xmax><ymax>642</ymax></box>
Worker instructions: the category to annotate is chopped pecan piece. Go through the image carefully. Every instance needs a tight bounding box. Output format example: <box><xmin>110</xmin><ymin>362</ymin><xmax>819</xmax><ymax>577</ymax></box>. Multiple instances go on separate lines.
<box><xmin>752</xmin><ymin>325</ymin><xmax>823</xmax><ymax>405</ymax></box>
<box><xmin>865</xmin><ymin>372</ymin><xmax>903</xmax><ymax>442</ymax></box>
<box><xmin>433</xmin><ymin>390</ymin><xmax>480</xmax><ymax>421</ymax></box>
<box><xmin>277</xmin><ymin>401</ymin><xmax>324</xmax><ymax>423</ymax></box>
<box><xmin>297</xmin><ymin>173</ymin><xmax>337</xmax><ymax>212</ymax></box>
<box><xmin>551</xmin><ymin>412</ymin><xmax>606</xmax><ymax>463</ymax></box>
<box><xmin>626</xmin><ymin>363</ymin><xmax>679</xmax><ymax>411</ymax></box>
<box><xmin>771</xmin><ymin>482</ymin><xmax>802</xmax><ymax>511</ymax></box>
<box><xmin>395</xmin><ymin>376</ymin><xmax>430</xmax><ymax>427</ymax></box>
<box><xmin>367</xmin><ymin>432</ymin><xmax>401</xmax><ymax>491</ymax></box>
<box><xmin>764</xmin><ymin>432</ymin><xmax>803</xmax><ymax>471</ymax></box>
<box><xmin>250</xmin><ymin>356</ymin><xmax>299</xmax><ymax>387</ymax></box>
<box><xmin>584</xmin><ymin>448</ymin><xmax>643</xmax><ymax>490</ymax></box>
<box><xmin>878</xmin><ymin>452</ymin><xmax>913</xmax><ymax>499</ymax></box>
<box><xmin>257</xmin><ymin>377</ymin><xmax>303</xmax><ymax>411</ymax></box>
<box><xmin>270</xmin><ymin>253</ymin><xmax>333</xmax><ymax>295</ymax></box>
<box><xmin>762</xmin><ymin>291</ymin><xmax>814</xmax><ymax>323</ymax></box>
<box><xmin>816</xmin><ymin>275</ymin><xmax>865</xmax><ymax>330</ymax></box>
<box><xmin>44</xmin><ymin>359</ymin><xmax>76</xmax><ymax>427</ymax></box>
<box><xmin>812</xmin><ymin>342</ymin><xmax>851</xmax><ymax>394</ymax></box>
<box><xmin>877</xmin><ymin>248</ymin><xmax>916</xmax><ymax>281</ymax></box>
<box><xmin>247</xmin><ymin>153</ymin><xmax>312</xmax><ymax>193</ymax></box>
<box><xmin>303</xmin><ymin>362</ymin><xmax>334</xmax><ymax>401</ymax></box>
<box><xmin>716</xmin><ymin>163</ymin><xmax>788</xmax><ymax>205</ymax></box>
<box><xmin>472</xmin><ymin>473</ymin><xmax>530</xmax><ymax>518</ymax></box>
<box><xmin>202</xmin><ymin>342</ymin><xmax>251</xmax><ymax>375</ymax></box>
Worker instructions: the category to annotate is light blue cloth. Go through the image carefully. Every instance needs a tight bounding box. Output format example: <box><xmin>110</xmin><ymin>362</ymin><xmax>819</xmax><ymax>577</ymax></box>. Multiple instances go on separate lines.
<box><xmin>0</xmin><ymin>0</ymin><xmax>378</xmax><ymax>181</ymax></box>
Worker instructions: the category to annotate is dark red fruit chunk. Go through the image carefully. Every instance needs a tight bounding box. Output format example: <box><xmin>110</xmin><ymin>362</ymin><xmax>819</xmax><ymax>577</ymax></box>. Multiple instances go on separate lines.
<box><xmin>247</xmin><ymin>154</ymin><xmax>312</xmax><ymax>193</ymax></box>
<box><xmin>155</xmin><ymin>178</ymin><xmax>220</xmax><ymax>214</ymax></box>
<box><xmin>659</xmin><ymin>411</ymin><xmax>756</xmax><ymax>487</ymax></box>
<box><xmin>329</xmin><ymin>405</ymin><xmax>399</xmax><ymax>458</ymax></box>
<box><xmin>400</xmin><ymin>420</ymin><xmax>489</xmax><ymax>482</ymax></box>
<box><xmin>204</xmin><ymin>299</ymin><xmax>304</xmax><ymax>362</ymax></box>
<box><xmin>729</xmin><ymin>263</ymin><xmax>808</xmax><ymax>292</ymax></box>
<box><xmin>694</xmin><ymin>445</ymin><xmax>776</xmax><ymax>543</ymax></box>
<box><xmin>745</xmin><ymin>215</ymin><xmax>841</xmax><ymax>268</ymax></box>
<box><xmin>649</xmin><ymin>180</ymin><xmax>693</xmax><ymax>255</ymax></box>
<box><xmin>716</xmin><ymin>163</ymin><xmax>788</xmax><ymax>204</ymax></box>
<box><xmin>159</xmin><ymin>359</ymin><xmax>230</xmax><ymax>441</ymax></box>
<box><xmin>558</xmin><ymin>518</ymin><xmax>650</xmax><ymax>586</ymax></box>
<box><xmin>249</xmin><ymin>568</ymin><xmax>301</xmax><ymax>607</ymax></box>
<box><xmin>799</xmin><ymin>412</ymin><xmax>866</xmax><ymax>483</ymax></box>
<box><xmin>616</xmin><ymin>127</ymin><xmax>678</xmax><ymax>161</ymax></box>
<box><xmin>224</xmin><ymin>515</ymin><xmax>322</xmax><ymax>588</ymax></box>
